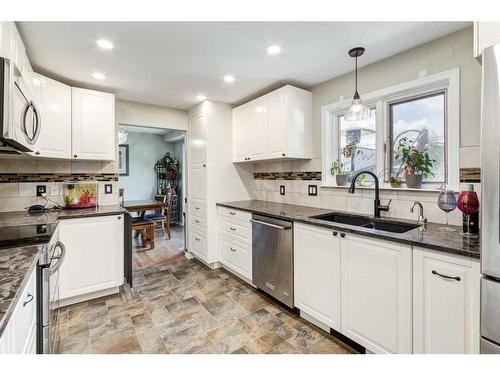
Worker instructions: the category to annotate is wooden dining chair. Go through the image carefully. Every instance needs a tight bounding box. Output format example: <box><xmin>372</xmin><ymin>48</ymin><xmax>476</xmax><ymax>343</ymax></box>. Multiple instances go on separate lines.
<box><xmin>145</xmin><ymin>192</ymin><xmax>171</xmax><ymax>239</ymax></box>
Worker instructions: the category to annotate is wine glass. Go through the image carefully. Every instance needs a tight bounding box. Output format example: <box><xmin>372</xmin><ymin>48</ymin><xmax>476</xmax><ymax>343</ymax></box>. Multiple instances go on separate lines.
<box><xmin>457</xmin><ymin>186</ymin><xmax>480</xmax><ymax>238</ymax></box>
<box><xmin>437</xmin><ymin>186</ymin><xmax>457</xmax><ymax>231</ymax></box>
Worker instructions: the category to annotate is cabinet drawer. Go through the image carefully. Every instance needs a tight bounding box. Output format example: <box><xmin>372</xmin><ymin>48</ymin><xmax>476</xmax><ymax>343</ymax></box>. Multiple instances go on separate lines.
<box><xmin>190</xmin><ymin>230</ymin><xmax>207</xmax><ymax>259</ymax></box>
<box><xmin>190</xmin><ymin>214</ymin><xmax>206</xmax><ymax>233</ymax></box>
<box><xmin>218</xmin><ymin>236</ymin><xmax>252</xmax><ymax>279</ymax></box>
<box><xmin>218</xmin><ymin>206</ymin><xmax>251</xmax><ymax>222</ymax></box>
<box><xmin>190</xmin><ymin>200</ymin><xmax>206</xmax><ymax>216</ymax></box>
<box><xmin>11</xmin><ymin>267</ymin><xmax>37</xmax><ymax>354</ymax></box>
<box><xmin>218</xmin><ymin>218</ymin><xmax>251</xmax><ymax>244</ymax></box>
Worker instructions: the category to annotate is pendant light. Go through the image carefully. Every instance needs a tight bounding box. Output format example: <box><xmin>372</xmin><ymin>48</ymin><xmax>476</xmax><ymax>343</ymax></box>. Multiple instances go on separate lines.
<box><xmin>345</xmin><ymin>47</ymin><xmax>370</xmax><ymax>121</ymax></box>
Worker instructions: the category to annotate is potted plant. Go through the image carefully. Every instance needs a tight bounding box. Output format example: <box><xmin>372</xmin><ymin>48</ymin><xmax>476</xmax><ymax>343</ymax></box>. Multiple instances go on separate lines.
<box><xmin>330</xmin><ymin>160</ymin><xmax>348</xmax><ymax>186</ymax></box>
<box><xmin>396</xmin><ymin>137</ymin><xmax>435</xmax><ymax>189</ymax></box>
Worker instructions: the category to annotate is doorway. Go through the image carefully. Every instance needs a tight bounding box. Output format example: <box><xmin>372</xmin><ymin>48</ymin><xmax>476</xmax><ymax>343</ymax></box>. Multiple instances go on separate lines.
<box><xmin>118</xmin><ymin>124</ymin><xmax>187</xmax><ymax>270</ymax></box>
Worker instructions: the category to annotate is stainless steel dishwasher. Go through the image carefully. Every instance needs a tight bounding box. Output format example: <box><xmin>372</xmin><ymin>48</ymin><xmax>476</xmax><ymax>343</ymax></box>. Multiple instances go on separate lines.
<box><xmin>251</xmin><ymin>214</ymin><xmax>294</xmax><ymax>308</ymax></box>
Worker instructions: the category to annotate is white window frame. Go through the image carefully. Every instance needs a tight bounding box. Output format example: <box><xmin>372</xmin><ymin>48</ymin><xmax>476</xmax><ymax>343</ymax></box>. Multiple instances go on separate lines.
<box><xmin>321</xmin><ymin>68</ymin><xmax>460</xmax><ymax>191</ymax></box>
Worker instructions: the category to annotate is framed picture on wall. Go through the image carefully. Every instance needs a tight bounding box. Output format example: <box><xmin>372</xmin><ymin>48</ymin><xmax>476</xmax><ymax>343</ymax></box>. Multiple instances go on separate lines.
<box><xmin>118</xmin><ymin>144</ymin><xmax>129</xmax><ymax>176</ymax></box>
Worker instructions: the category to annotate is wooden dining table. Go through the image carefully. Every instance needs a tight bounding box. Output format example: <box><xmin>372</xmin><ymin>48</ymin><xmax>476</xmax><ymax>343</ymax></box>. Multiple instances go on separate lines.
<box><xmin>122</xmin><ymin>199</ymin><xmax>166</xmax><ymax>218</ymax></box>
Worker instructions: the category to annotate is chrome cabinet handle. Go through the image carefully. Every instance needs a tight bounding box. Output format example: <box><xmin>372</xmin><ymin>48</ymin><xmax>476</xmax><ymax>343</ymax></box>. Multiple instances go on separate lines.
<box><xmin>432</xmin><ymin>270</ymin><xmax>461</xmax><ymax>281</ymax></box>
<box><xmin>340</xmin><ymin>233</ymin><xmax>346</xmax><ymax>238</ymax></box>
<box><xmin>50</xmin><ymin>241</ymin><xmax>66</xmax><ymax>275</ymax></box>
<box><xmin>73</xmin><ymin>154</ymin><xmax>78</xmax><ymax>158</ymax></box>
<box><xmin>195</xmin><ymin>237</ymin><xmax>200</xmax><ymax>241</ymax></box>
<box><xmin>229</xmin><ymin>226</ymin><xmax>236</xmax><ymax>231</ymax></box>
<box><xmin>332</xmin><ymin>231</ymin><xmax>338</xmax><ymax>236</ymax></box>
<box><xmin>195</xmin><ymin>207</ymin><xmax>200</xmax><ymax>210</ymax></box>
<box><xmin>229</xmin><ymin>247</ymin><xmax>236</xmax><ymax>252</ymax></box>
<box><xmin>229</xmin><ymin>211</ymin><xmax>236</xmax><ymax>216</ymax></box>
<box><xmin>23</xmin><ymin>293</ymin><xmax>34</xmax><ymax>307</ymax></box>
<box><xmin>195</xmin><ymin>219</ymin><xmax>200</xmax><ymax>223</ymax></box>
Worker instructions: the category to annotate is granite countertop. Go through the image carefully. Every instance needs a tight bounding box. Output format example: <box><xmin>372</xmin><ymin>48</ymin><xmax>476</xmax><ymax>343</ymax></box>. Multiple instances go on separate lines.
<box><xmin>0</xmin><ymin>244</ymin><xmax>40</xmax><ymax>336</ymax></box>
<box><xmin>0</xmin><ymin>204</ymin><xmax>128</xmax><ymax>336</ymax></box>
<box><xmin>217</xmin><ymin>200</ymin><xmax>480</xmax><ymax>259</ymax></box>
<box><xmin>0</xmin><ymin>204</ymin><xmax>128</xmax><ymax>227</ymax></box>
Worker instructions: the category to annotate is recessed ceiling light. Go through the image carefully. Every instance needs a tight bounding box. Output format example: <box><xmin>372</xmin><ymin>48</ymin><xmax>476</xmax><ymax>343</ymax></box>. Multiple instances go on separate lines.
<box><xmin>92</xmin><ymin>72</ymin><xmax>106</xmax><ymax>80</ymax></box>
<box><xmin>223</xmin><ymin>75</ymin><xmax>235</xmax><ymax>83</ymax></box>
<box><xmin>196</xmin><ymin>94</ymin><xmax>207</xmax><ymax>101</ymax></box>
<box><xmin>96</xmin><ymin>39</ymin><xmax>114</xmax><ymax>50</ymax></box>
<box><xmin>267</xmin><ymin>45</ymin><xmax>282</xmax><ymax>55</ymax></box>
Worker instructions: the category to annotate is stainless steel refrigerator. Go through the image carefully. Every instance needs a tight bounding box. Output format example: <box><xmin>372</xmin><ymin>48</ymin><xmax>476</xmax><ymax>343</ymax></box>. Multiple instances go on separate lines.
<box><xmin>480</xmin><ymin>43</ymin><xmax>500</xmax><ymax>353</ymax></box>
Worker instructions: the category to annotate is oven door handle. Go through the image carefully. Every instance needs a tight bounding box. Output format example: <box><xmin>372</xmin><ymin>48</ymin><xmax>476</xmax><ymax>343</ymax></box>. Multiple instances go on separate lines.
<box><xmin>49</xmin><ymin>241</ymin><xmax>66</xmax><ymax>275</ymax></box>
<box><xmin>250</xmin><ymin>219</ymin><xmax>291</xmax><ymax>230</ymax></box>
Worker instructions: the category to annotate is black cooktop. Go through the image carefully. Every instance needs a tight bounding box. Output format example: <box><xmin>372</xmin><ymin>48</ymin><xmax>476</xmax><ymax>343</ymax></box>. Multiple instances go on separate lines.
<box><xmin>0</xmin><ymin>223</ymin><xmax>56</xmax><ymax>249</ymax></box>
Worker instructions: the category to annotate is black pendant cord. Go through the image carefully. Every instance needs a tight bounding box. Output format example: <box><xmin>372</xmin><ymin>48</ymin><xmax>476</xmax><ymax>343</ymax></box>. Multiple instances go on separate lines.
<box><xmin>354</xmin><ymin>55</ymin><xmax>359</xmax><ymax>100</ymax></box>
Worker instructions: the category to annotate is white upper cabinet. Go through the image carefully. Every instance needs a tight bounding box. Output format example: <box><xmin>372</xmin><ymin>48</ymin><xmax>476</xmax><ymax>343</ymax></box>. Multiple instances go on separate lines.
<box><xmin>71</xmin><ymin>87</ymin><xmax>115</xmax><ymax>160</ymax></box>
<box><xmin>474</xmin><ymin>22</ymin><xmax>500</xmax><ymax>61</ymax></box>
<box><xmin>232</xmin><ymin>85</ymin><xmax>312</xmax><ymax>162</ymax></box>
<box><xmin>294</xmin><ymin>223</ymin><xmax>341</xmax><ymax>331</ymax></box>
<box><xmin>31</xmin><ymin>74</ymin><xmax>72</xmax><ymax>159</ymax></box>
<box><xmin>189</xmin><ymin>114</ymin><xmax>207</xmax><ymax>168</ymax></box>
<box><xmin>341</xmin><ymin>234</ymin><xmax>412</xmax><ymax>354</ymax></box>
<box><xmin>413</xmin><ymin>247</ymin><xmax>480</xmax><ymax>354</ymax></box>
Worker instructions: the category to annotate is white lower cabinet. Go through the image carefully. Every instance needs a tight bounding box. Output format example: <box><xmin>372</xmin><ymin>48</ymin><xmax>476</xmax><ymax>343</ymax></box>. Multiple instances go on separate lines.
<box><xmin>294</xmin><ymin>223</ymin><xmax>341</xmax><ymax>331</ymax></box>
<box><xmin>413</xmin><ymin>247</ymin><xmax>481</xmax><ymax>354</ymax></box>
<box><xmin>0</xmin><ymin>267</ymin><xmax>37</xmax><ymax>354</ymax></box>
<box><xmin>58</xmin><ymin>215</ymin><xmax>124</xmax><ymax>305</ymax></box>
<box><xmin>189</xmin><ymin>229</ymin><xmax>207</xmax><ymax>260</ymax></box>
<box><xmin>340</xmin><ymin>233</ymin><xmax>412</xmax><ymax>354</ymax></box>
<box><xmin>217</xmin><ymin>207</ymin><xmax>252</xmax><ymax>281</ymax></box>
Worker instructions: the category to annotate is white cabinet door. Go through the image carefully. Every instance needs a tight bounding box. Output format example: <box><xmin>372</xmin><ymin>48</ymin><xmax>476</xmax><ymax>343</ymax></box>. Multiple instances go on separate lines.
<box><xmin>294</xmin><ymin>223</ymin><xmax>341</xmax><ymax>331</ymax></box>
<box><xmin>71</xmin><ymin>87</ymin><xmax>115</xmax><ymax>160</ymax></box>
<box><xmin>232</xmin><ymin>104</ymin><xmax>248</xmax><ymax>162</ymax></box>
<box><xmin>32</xmin><ymin>74</ymin><xmax>72</xmax><ymax>159</ymax></box>
<box><xmin>189</xmin><ymin>166</ymin><xmax>206</xmax><ymax>202</ymax></box>
<box><xmin>247</xmin><ymin>96</ymin><xmax>268</xmax><ymax>161</ymax></box>
<box><xmin>58</xmin><ymin>215</ymin><xmax>124</xmax><ymax>301</ymax></box>
<box><xmin>189</xmin><ymin>229</ymin><xmax>207</xmax><ymax>260</ymax></box>
<box><xmin>189</xmin><ymin>114</ymin><xmax>206</xmax><ymax>168</ymax></box>
<box><xmin>267</xmin><ymin>87</ymin><xmax>287</xmax><ymax>158</ymax></box>
<box><xmin>341</xmin><ymin>234</ymin><xmax>412</xmax><ymax>353</ymax></box>
<box><xmin>413</xmin><ymin>248</ymin><xmax>480</xmax><ymax>354</ymax></box>
<box><xmin>0</xmin><ymin>267</ymin><xmax>37</xmax><ymax>354</ymax></box>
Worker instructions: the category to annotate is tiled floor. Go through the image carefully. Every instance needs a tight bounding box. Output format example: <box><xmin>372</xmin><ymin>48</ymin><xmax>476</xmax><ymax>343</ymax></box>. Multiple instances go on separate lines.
<box><xmin>132</xmin><ymin>225</ymin><xmax>185</xmax><ymax>269</ymax></box>
<box><xmin>55</xmin><ymin>257</ymin><xmax>354</xmax><ymax>354</ymax></box>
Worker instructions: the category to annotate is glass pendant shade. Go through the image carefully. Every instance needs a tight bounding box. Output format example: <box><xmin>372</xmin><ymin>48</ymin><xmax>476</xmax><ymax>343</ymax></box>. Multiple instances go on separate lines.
<box><xmin>345</xmin><ymin>97</ymin><xmax>370</xmax><ymax>121</ymax></box>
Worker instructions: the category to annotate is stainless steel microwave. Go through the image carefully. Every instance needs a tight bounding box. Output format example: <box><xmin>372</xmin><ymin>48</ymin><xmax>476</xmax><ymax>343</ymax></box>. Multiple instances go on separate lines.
<box><xmin>0</xmin><ymin>56</ymin><xmax>40</xmax><ymax>154</ymax></box>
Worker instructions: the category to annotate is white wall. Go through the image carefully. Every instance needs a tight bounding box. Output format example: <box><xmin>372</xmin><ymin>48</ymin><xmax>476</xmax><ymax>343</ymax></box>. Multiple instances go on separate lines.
<box><xmin>116</xmin><ymin>99</ymin><xmax>188</xmax><ymax>131</ymax></box>
<box><xmin>118</xmin><ymin>132</ymin><xmax>176</xmax><ymax>201</ymax></box>
<box><xmin>312</xmin><ymin>26</ymin><xmax>481</xmax><ymax>165</ymax></box>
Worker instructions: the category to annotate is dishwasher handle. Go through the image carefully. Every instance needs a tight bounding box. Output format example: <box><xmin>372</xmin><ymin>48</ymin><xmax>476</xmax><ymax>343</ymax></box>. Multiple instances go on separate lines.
<box><xmin>250</xmin><ymin>218</ymin><xmax>292</xmax><ymax>230</ymax></box>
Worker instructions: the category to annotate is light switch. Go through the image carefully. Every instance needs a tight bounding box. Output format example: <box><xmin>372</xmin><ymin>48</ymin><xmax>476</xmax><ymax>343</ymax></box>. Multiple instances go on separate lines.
<box><xmin>308</xmin><ymin>185</ymin><xmax>317</xmax><ymax>196</ymax></box>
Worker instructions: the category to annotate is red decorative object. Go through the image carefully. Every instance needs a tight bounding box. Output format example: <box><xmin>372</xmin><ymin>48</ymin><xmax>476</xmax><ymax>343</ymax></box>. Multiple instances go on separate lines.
<box><xmin>457</xmin><ymin>190</ymin><xmax>480</xmax><ymax>216</ymax></box>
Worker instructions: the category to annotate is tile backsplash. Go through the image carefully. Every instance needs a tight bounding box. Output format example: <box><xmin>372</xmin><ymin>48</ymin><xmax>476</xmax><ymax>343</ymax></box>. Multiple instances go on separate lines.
<box><xmin>251</xmin><ymin>158</ymin><xmax>481</xmax><ymax>226</ymax></box>
<box><xmin>0</xmin><ymin>159</ymin><xmax>119</xmax><ymax>212</ymax></box>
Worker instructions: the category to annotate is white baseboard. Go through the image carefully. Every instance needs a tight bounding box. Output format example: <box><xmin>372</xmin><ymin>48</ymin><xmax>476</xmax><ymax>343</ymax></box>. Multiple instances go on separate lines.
<box><xmin>58</xmin><ymin>286</ymin><xmax>120</xmax><ymax>308</ymax></box>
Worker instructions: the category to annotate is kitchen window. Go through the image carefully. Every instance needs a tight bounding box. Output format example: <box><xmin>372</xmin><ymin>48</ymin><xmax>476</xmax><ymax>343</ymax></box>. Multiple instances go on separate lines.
<box><xmin>389</xmin><ymin>91</ymin><xmax>446</xmax><ymax>184</ymax></box>
<box><xmin>321</xmin><ymin>69</ymin><xmax>459</xmax><ymax>190</ymax></box>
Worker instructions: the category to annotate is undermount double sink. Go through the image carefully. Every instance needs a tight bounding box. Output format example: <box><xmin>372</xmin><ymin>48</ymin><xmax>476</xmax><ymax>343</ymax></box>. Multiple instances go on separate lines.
<box><xmin>310</xmin><ymin>212</ymin><xmax>420</xmax><ymax>234</ymax></box>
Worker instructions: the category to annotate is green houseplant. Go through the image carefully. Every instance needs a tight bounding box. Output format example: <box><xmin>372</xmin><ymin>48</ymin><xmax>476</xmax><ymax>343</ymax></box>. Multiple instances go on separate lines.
<box><xmin>396</xmin><ymin>137</ymin><xmax>435</xmax><ymax>189</ymax></box>
<box><xmin>330</xmin><ymin>160</ymin><xmax>348</xmax><ymax>186</ymax></box>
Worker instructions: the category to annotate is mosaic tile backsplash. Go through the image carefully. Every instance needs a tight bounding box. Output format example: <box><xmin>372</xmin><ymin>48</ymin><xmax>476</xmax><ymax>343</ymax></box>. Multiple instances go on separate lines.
<box><xmin>0</xmin><ymin>159</ymin><xmax>120</xmax><ymax>212</ymax></box>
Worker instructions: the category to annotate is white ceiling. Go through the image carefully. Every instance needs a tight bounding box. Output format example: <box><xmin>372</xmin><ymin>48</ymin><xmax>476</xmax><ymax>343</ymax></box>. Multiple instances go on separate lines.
<box><xmin>18</xmin><ymin>22</ymin><xmax>470</xmax><ymax>110</ymax></box>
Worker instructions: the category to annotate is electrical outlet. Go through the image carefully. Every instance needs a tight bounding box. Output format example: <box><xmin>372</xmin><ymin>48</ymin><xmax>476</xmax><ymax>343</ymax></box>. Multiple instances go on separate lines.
<box><xmin>36</xmin><ymin>185</ymin><xmax>47</xmax><ymax>197</ymax></box>
<box><xmin>50</xmin><ymin>184</ymin><xmax>60</xmax><ymax>196</ymax></box>
<box><xmin>308</xmin><ymin>185</ymin><xmax>317</xmax><ymax>196</ymax></box>
<box><xmin>104</xmin><ymin>184</ymin><xmax>113</xmax><ymax>194</ymax></box>
<box><xmin>279</xmin><ymin>185</ymin><xmax>285</xmax><ymax>195</ymax></box>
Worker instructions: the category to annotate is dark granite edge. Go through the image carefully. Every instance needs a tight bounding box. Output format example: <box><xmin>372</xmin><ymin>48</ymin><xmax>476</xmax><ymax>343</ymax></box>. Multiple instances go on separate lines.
<box><xmin>56</xmin><ymin>206</ymin><xmax>128</xmax><ymax>220</ymax></box>
<box><xmin>0</xmin><ymin>245</ymin><xmax>41</xmax><ymax>337</ymax></box>
<box><xmin>216</xmin><ymin>201</ymin><xmax>480</xmax><ymax>260</ymax></box>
